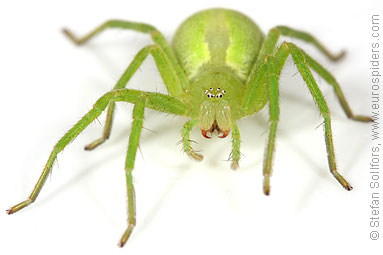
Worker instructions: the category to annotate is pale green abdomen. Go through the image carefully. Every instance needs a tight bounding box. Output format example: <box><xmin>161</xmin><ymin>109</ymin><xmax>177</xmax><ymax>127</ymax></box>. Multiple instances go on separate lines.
<box><xmin>172</xmin><ymin>8</ymin><xmax>264</xmax><ymax>81</ymax></box>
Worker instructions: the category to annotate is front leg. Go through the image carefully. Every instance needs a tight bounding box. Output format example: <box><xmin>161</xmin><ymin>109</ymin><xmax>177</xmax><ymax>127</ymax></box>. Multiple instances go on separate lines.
<box><xmin>266</xmin><ymin>41</ymin><xmax>354</xmax><ymax>191</ymax></box>
<box><xmin>6</xmin><ymin>89</ymin><xmax>142</xmax><ymax>215</ymax></box>
<box><xmin>263</xmin><ymin>55</ymin><xmax>280</xmax><ymax>195</ymax></box>
<box><xmin>85</xmin><ymin>45</ymin><xmax>185</xmax><ymax>150</ymax></box>
<box><xmin>119</xmin><ymin>96</ymin><xmax>146</xmax><ymax>247</ymax></box>
<box><xmin>7</xmin><ymin>89</ymin><xmax>189</xmax><ymax>215</ymax></box>
<box><xmin>242</xmin><ymin>25</ymin><xmax>345</xmax><ymax>112</ymax></box>
<box><xmin>287</xmin><ymin>43</ymin><xmax>353</xmax><ymax>190</ymax></box>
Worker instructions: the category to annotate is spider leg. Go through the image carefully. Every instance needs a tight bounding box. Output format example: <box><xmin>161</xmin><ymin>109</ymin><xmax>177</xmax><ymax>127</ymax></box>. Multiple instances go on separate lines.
<box><xmin>85</xmin><ymin>44</ymin><xmax>185</xmax><ymax>150</ymax></box>
<box><xmin>242</xmin><ymin>26</ymin><xmax>370</xmax><ymax>193</ymax></box>
<box><xmin>242</xmin><ymin>28</ymin><xmax>285</xmax><ymax>113</ymax></box>
<box><xmin>63</xmin><ymin>20</ymin><xmax>188</xmax><ymax>87</ymax></box>
<box><xmin>119</xmin><ymin>96</ymin><xmax>145</xmax><ymax>247</ymax></box>
<box><xmin>230</xmin><ymin>120</ymin><xmax>241</xmax><ymax>170</ymax></box>
<box><xmin>243</xmin><ymin>25</ymin><xmax>347</xmax><ymax>112</ymax></box>
<box><xmin>244</xmin><ymin>40</ymin><xmax>356</xmax><ymax>194</ymax></box>
<box><xmin>301</xmin><ymin>51</ymin><xmax>372</xmax><ymax>122</ymax></box>
<box><xmin>182</xmin><ymin>119</ymin><xmax>203</xmax><ymax>161</ymax></box>
<box><xmin>263</xmin><ymin>55</ymin><xmax>280</xmax><ymax>195</ymax></box>
<box><xmin>263</xmin><ymin>27</ymin><xmax>371</xmax><ymax>122</ymax></box>
<box><xmin>285</xmin><ymin>42</ymin><xmax>353</xmax><ymax>190</ymax></box>
<box><xmin>6</xmin><ymin>89</ymin><xmax>189</xmax><ymax>215</ymax></box>
<box><xmin>275</xmin><ymin>26</ymin><xmax>346</xmax><ymax>61</ymax></box>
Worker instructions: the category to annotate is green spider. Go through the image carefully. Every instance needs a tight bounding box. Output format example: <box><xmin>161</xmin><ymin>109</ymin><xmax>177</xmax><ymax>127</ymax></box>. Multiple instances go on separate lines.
<box><xmin>7</xmin><ymin>8</ymin><xmax>372</xmax><ymax>247</ymax></box>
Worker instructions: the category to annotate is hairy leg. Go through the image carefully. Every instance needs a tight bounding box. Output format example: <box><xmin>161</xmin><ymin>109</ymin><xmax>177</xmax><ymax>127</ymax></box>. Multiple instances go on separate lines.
<box><xmin>243</xmin><ymin>39</ymin><xmax>362</xmax><ymax>193</ymax></box>
<box><xmin>275</xmin><ymin>26</ymin><xmax>345</xmax><ymax>61</ymax></box>
<box><xmin>263</xmin><ymin>55</ymin><xmax>280</xmax><ymax>195</ymax></box>
<box><xmin>119</xmin><ymin>96</ymin><xmax>146</xmax><ymax>247</ymax></box>
<box><xmin>7</xmin><ymin>89</ymin><xmax>189</xmax><ymax>214</ymax></box>
<box><xmin>285</xmin><ymin>42</ymin><xmax>353</xmax><ymax>190</ymax></box>
<box><xmin>63</xmin><ymin>20</ymin><xmax>188</xmax><ymax>87</ymax></box>
<box><xmin>243</xmin><ymin>26</ymin><xmax>346</xmax><ymax>111</ymax></box>
<box><xmin>182</xmin><ymin>119</ymin><xmax>203</xmax><ymax>161</ymax></box>
<box><xmin>230</xmin><ymin>120</ymin><xmax>241</xmax><ymax>170</ymax></box>
<box><xmin>85</xmin><ymin>44</ymin><xmax>185</xmax><ymax>150</ymax></box>
<box><xmin>301</xmin><ymin>51</ymin><xmax>372</xmax><ymax>122</ymax></box>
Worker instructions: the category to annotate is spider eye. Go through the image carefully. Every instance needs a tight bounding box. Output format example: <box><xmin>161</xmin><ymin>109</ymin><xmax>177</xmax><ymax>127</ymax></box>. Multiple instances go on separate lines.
<box><xmin>204</xmin><ymin>88</ymin><xmax>225</xmax><ymax>99</ymax></box>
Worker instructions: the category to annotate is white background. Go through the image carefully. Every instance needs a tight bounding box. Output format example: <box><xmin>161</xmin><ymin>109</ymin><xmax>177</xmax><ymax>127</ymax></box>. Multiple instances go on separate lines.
<box><xmin>0</xmin><ymin>0</ymin><xmax>381</xmax><ymax>254</ymax></box>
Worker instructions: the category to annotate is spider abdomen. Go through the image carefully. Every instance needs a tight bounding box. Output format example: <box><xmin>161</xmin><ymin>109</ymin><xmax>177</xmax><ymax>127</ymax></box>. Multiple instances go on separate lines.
<box><xmin>172</xmin><ymin>8</ymin><xmax>264</xmax><ymax>81</ymax></box>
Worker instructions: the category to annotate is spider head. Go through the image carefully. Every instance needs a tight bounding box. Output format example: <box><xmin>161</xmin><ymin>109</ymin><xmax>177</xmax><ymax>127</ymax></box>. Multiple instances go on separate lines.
<box><xmin>199</xmin><ymin>87</ymin><xmax>232</xmax><ymax>139</ymax></box>
<box><xmin>192</xmin><ymin>68</ymin><xmax>244</xmax><ymax>139</ymax></box>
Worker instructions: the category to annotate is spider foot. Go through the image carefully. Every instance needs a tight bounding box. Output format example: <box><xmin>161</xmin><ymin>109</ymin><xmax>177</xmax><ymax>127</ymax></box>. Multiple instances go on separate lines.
<box><xmin>332</xmin><ymin>171</ymin><xmax>353</xmax><ymax>191</ymax></box>
<box><xmin>263</xmin><ymin>176</ymin><xmax>271</xmax><ymax>196</ymax></box>
<box><xmin>331</xmin><ymin>50</ymin><xmax>346</xmax><ymax>61</ymax></box>
<box><xmin>6</xmin><ymin>199</ymin><xmax>33</xmax><ymax>214</ymax></box>
<box><xmin>231</xmin><ymin>160</ymin><xmax>239</xmax><ymax>170</ymax></box>
<box><xmin>118</xmin><ymin>224</ymin><xmax>134</xmax><ymax>248</ymax></box>
<box><xmin>353</xmin><ymin>115</ymin><xmax>374</xmax><ymax>122</ymax></box>
<box><xmin>62</xmin><ymin>28</ymin><xmax>83</xmax><ymax>45</ymax></box>
<box><xmin>187</xmin><ymin>151</ymin><xmax>204</xmax><ymax>161</ymax></box>
<box><xmin>84</xmin><ymin>137</ymin><xmax>106</xmax><ymax>151</ymax></box>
